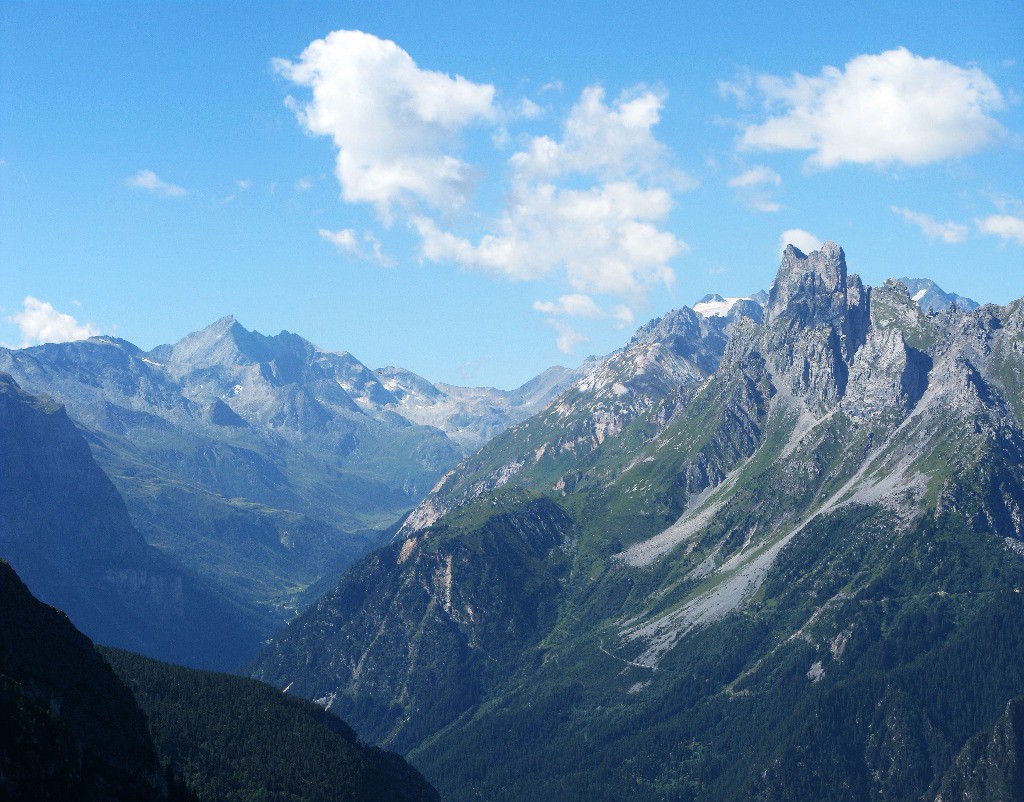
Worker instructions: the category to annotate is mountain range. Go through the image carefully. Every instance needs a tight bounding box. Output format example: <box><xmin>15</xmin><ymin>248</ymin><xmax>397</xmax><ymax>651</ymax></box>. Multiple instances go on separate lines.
<box><xmin>250</xmin><ymin>244</ymin><xmax>1024</xmax><ymax>800</ymax></box>
<box><xmin>5</xmin><ymin>244</ymin><xmax>1018</xmax><ymax>800</ymax></box>
<box><xmin>0</xmin><ymin>318</ymin><xmax>580</xmax><ymax>662</ymax></box>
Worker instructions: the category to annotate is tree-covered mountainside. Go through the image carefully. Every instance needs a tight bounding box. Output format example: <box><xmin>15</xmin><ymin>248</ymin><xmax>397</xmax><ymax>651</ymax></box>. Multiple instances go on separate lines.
<box><xmin>102</xmin><ymin>648</ymin><xmax>439</xmax><ymax>802</ymax></box>
<box><xmin>0</xmin><ymin>559</ymin><xmax>178</xmax><ymax>800</ymax></box>
<box><xmin>0</xmin><ymin>373</ymin><xmax>261</xmax><ymax>670</ymax></box>
<box><xmin>936</xmin><ymin>697</ymin><xmax>1024</xmax><ymax>802</ymax></box>
<box><xmin>0</xmin><ymin>556</ymin><xmax>436</xmax><ymax>801</ymax></box>
<box><xmin>0</xmin><ymin>317</ymin><xmax>578</xmax><ymax>643</ymax></box>
<box><xmin>252</xmin><ymin>243</ymin><xmax>1024</xmax><ymax>801</ymax></box>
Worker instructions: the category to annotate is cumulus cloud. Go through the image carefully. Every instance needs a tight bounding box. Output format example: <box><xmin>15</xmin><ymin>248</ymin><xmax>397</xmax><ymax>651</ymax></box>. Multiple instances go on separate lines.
<box><xmin>415</xmin><ymin>180</ymin><xmax>681</xmax><ymax>298</ymax></box>
<box><xmin>274</xmin><ymin>29</ymin><xmax>496</xmax><ymax>216</ymax></box>
<box><xmin>415</xmin><ymin>83</ymin><xmax>688</xmax><ymax>308</ymax></box>
<box><xmin>738</xmin><ymin>48</ymin><xmax>1007</xmax><ymax>168</ymax></box>
<box><xmin>319</xmin><ymin>228</ymin><xmax>396</xmax><ymax>266</ymax></box>
<box><xmin>779</xmin><ymin>228</ymin><xmax>823</xmax><ymax>255</ymax></box>
<box><xmin>125</xmin><ymin>169</ymin><xmax>186</xmax><ymax>197</ymax></box>
<box><xmin>892</xmin><ymin>206</ymin><xmax>968</xmax><ymax>243</ymax></box>
<box><xmin>977</xmin><ymin>214</ymin><xmax>1024</xmax><ymax>245</ymax></box>
<box><xmin>277</xmin><ymin>31</ymin><xmax>691</xmax><ymax>353</ymax></box>
<box><xmin>510</xmin><ymin>85</ymin><xmax>690</xmax><ymax>185</ymax></box>
<box><xmin>9</xmin><ymin>297</ymin><xmax>99</xmax><ymax>347</ymax></box>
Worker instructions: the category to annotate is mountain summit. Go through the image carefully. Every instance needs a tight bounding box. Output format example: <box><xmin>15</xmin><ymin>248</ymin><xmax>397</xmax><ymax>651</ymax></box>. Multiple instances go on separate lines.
<box><xmin>253</xmin><ymin>243</ymin><xmax>1024</xmax><ymax>801</ymax></box>
<box><xmin>0</xmin><ymin>318</ymin><xmax>581</xmax><ymax>667</ymax></box>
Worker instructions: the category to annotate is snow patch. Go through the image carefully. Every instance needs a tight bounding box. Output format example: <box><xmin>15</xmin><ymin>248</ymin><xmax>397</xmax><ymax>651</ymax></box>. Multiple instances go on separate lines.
<box><xmin>693</xmin><ymin>297</ymin><xmax>747</xmax><ymax>317</ymax></box>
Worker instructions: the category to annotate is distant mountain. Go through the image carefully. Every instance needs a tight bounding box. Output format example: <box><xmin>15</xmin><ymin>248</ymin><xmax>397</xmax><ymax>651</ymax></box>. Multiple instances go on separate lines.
<box><xmin>252</xmin><ymin>243</ymin><xmax>1024</xmax><ymax>801</ymax></box>
<box><xmin>692</xmin><ymin>292</ymin><xmax>765</xmax><ymax>321</ymax></box>
<box><xmin>0</xmin><ymin>318</ymin><xmax>577</xmax><ymax>645</ymax></box>
<box><xmin>899</xmin><ymin>277</ymin><xmax>979</xmax><ymax>312</ymax></box>
<box><xmin>0</xmin><ymin>373</ymin><xmax>261</xmax><ymax>669</ymax></box>
<box><xmin>0</xmin><ymin>559</ymin><xmax>176</xmax><ymax>800</ymax></box>
<box><xmin>377</xmin><ymin>361</ymin><xmax>590</xmax><ymax>451</ymax></box>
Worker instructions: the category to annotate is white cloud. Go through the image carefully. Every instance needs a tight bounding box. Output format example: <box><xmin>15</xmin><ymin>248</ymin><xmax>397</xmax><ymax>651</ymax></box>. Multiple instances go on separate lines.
<box><xmin>728</xmin><ymin>165</ymin><xmax>782</xmax><ymax>212</ymax></box>
<box><xmin>415</xmin><ymin>83</ymin><xmax>688</xmax><ymax>308</ymax></box>
<box><xmin>295</xmin><ymin>177</ymin><xmax>314</xmax><ymax>192</ymax></box>
<box><xmin>611</xmin><ymin>305</ymin><xmax>635</xmax><ymax>327</ymax></box>
<box><xmin>274</xmin><ymin>29</ymin><xmax>496</xmax><ymax>216</ymax></box>
<box><xmin>532</xmin><ymin>294</ymin><xmax>603</xmax><ymax>318</ymax></box>
<box><xmin>532</xmin><ymin>294</ymin><xmax>636</xmax><ymax>329</ymax></box>
<box><xmin>510</xmin><ymin>85</ymin><xmax>688</xmax><ymax>184</ymax></box>
<box><xmin>548</xmin><ymin>319</ymin><xmax>587</xmax><ymax>354</ymax></box>
<box><xmin>738</xmin><ymin>48</ymin><xmax>1007</xmax><ymax>168</ymax></box>
<box><xmin>319</xmin><ymin>228</ymin><xmax>396</xmax><ymax>266</ymax></box>
<box><xmin>519</xmin><ymin>98</ymin><xmax>543</xmax><ymax>119</ymax></box>
<box><xmin>125</xmin><ymin>169</ymin><xmax>186</xmax><ymax>197</ymax></box>
<box><xmin>236</xmin><ymin>179</ymin><xmax>252</xmax><ymax>190</ymax></box>
<box><xmin>9</xmin><ymin>297</ymin><xmax>99</xmax><ymax>347</ymax></box>
<box><xmin>320</xmin><ymin>227</ymin><xmax>359</xmax><ymax>251</ymax></box>
<box><xmin>779</xmin><ymin>229</ymin><xmax>823</xmax><ymax>255</ymax></box>
<box><xmin>977</xmin><ymin>214</ymin><xmax>1024</xmax><ymax>245</ymax></box>
<box><xmin>415</xmin><ymin>180</ymin><xmax>682</xmax><ymax>298</ymax></box>
<box><xmin>984</xmin><ymin>192</ymin><xmax>1024</xmax><ymax>214</ymax></box>
<box><xmin>892</xmin><ymin>206</ymin><xmax>968</xmax><ymax>243</ymax></box>
<box><xmin>727</xmin><ymin>165</ymin><xmax>781</xmax><ymax>188</ymax></box>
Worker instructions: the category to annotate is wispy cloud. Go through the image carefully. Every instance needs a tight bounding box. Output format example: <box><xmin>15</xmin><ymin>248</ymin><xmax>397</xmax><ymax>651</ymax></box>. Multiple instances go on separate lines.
<box><xmin>533</xmin><ymin>294</ymin><xmax>604</xmax><ymax>318</ymax></box>
<box><xmin>125</xmin><ymin>169</ymin><xmax>186</xmax><ymax>197</ymax></box>
<box><xmin>319</xmin><ymin>228</ymin><xmax>396</xmax><ymax>267</ymax></box>
<box><xmin>548</xmin><ymin>318</ymin><xmax>587</xmax><ymax>354</ymax></box>
<box><xmin>892</xmin><ymin>206</ymin><xmax>968</xmax><ymax>243</ymax></box>
<box><xmin>728</xmin><ymin>165</ymin><xmax>782</xmax><ymax>212</ymax></box>
<box><xmin>736</xmin><ymin>48</ymin><xmax>1007</xmax><ymax>168</ymax></box>
<box><xmin>727</xmin><ymin>166</ymin><xmax>781</xmax><ymax>189</ymax></box>
<box><xmin>8</xmin><ymin>297</ymin><xmax>99</xmax><ymax>347</ymax></box>
<box><xmin>977</xmin><ymin>214</ymin><xmax>1024</xmax><ymax>245</ymax></box>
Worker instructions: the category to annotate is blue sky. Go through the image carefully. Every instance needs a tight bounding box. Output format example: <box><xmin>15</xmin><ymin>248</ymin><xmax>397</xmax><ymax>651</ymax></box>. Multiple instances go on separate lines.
<box><xmin>1</xmin><ymin>1</ymin><xmax>1022</xmax><ymax>388</ymax></box>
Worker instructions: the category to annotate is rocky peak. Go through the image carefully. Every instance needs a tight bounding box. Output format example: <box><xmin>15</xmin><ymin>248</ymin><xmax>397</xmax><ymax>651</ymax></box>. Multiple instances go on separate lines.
<box><xmin>167</xmin><ymin>315</ymin><xmax>276</xmax><ymax>368</ymax></box>
<box><xmin>630</xmin><ymin>306</ymin><xmax>702</xmax><ymax>348</ymax></box>
<box><xmin>766</xmin><ymin>241</ymin><xmax>850</xmax><ymax>326</ymax></box>
<box><xmin>754</xmin><ymin>242</ymin><xmax>873</xmax><ymax>409</ymax></box>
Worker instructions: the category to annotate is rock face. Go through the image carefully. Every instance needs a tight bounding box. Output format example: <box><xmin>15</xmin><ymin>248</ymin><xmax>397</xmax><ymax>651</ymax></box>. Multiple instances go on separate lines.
<box><xmin>251</xmin><ymin>243</ymin><xmax>1024</xmax><ymax>801</ymax></box>
<box><xmin>0</xmin><ymin>373</ymin><xmax>261</xmax><ymax>669</ymax></box>
<box><xmin>761</xmin><ymin>243</ymin><xmax>870</xmax><ymax>409</ymax></box>
<box><xmin>0</xmin><ymin>318</ymin><xmax>579</xmax><ymax>645</ymax></box>
<box><xmin>0</xmin><ymin>559</ymin><xmax>171</xmax><ymax>800</ymax></box>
